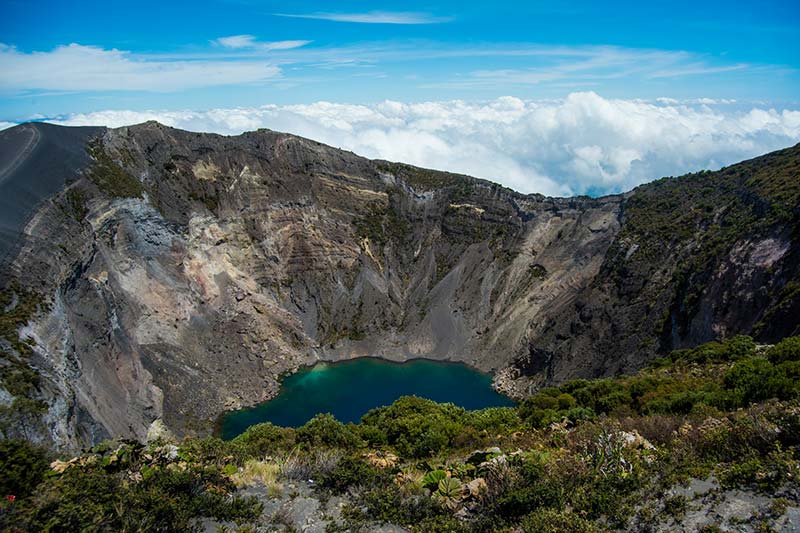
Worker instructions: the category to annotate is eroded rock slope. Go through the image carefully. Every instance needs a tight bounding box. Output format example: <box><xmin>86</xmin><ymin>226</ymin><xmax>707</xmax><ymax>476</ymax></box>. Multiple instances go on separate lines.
<box><xmin>1</xmin><ymin>121</ymin><xmax>797</xmax><ymax>450</ymax></box>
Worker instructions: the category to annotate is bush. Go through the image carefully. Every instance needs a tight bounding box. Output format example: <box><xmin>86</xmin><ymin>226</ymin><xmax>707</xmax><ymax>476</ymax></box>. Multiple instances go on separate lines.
<box><xmin>462</xmin><ymin>407</ymin><xmax>520</xmax><ymax>431</ymax></box>
<box><xmin>0</xmin><ymin>439</ymin><xmax>49</xmax><ymax>498</ymax></box>
<box><xmin>320</xmin><ymin>456</ymin><xmax>384</xmax><ymax>494</ymax></box>
<box><xmin>717</xmin><ymin>447</ymin><xmax>799</xmax><ymax>492</ymax></box>
<box><xmin>724</xmin><ymin>357</ymin><xmax>797</xmax><ymax>404</ymax></box>
<box><xmin>519</xmin><ymin>397</ymin><xmax>594</xmax><ymax>429</ymax></box>
<box><xmin>519</xmin><ymin>508</ymin><xmax>600</xmax><ymax>533</ymax></box>
<box><xmin>358</xmin><ymin>424</ymin><xmax>388</xmax><ymax>447</ymax></box>
<box><xmin>6</xmin><ymin>459</ymin><xmax>262</xmax><ymax>532</ymax></box>
<box><xmin>523</xmin><ymin>393</ymin><xmax>559</xmax><ymax>411</ymax></box>
<box><xmin>411</xmin><ymin>513</ymin><xmax>470</xmax><ymax>533</ymax></box>
<box><xmin>563</xmin><ymin>406</ymin><xmax>596</xmax><ymax>424</ymax></box>
<box><xmin>16</xmin><ymin>463</ymin><xmax>121</xmax><ymax>531</ymax></box>
<box><xmin>766</xmin><ymin>336</ymin><xmax>800</xmax><ymax>364</ymax></box>
<box><xmin>498</xmin><ymin>482</ymin><xmax>566</xmax><ymax>519</ymax></box>
<box><xmin>10</xmin><ymin>333</ymin><xmax>800</xmax><ymax>532</ymax></box>
<box><xmin>179</xmin><ymin>436</ymin><xmax>235</xmax><ymax>465</ymax></box>
<box><xmin>361</xmin><ymin>397</ymin><xmax>465</xmax><ymax>457</ymax></box>
<box><xmin>523</xmin><ymin>408</ymin><xmax>560</xmax><ymax>429</ymax></box>
<box><xmin>231</xmin><ymin>422</ymin><xmax>294</xmax><ymax>458</ymax></box>
<box><xmin>669</xmin><ymin>335</ymin><xmax>756</xmax><ymax>364</ymax></box>
<box><xmin>557</xmin><ymin>393</ymin><xmax>577</xmax><ymax>410</ymax></box>
<box><xmin>296</xmin><ymin>414</ymin><xmax>362</xmax><ymax>449</ymax></box>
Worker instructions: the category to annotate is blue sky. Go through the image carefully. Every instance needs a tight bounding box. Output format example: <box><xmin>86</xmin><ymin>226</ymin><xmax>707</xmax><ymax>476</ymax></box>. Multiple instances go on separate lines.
<box><xmin>1</xmin><ymin>0</ymin><xmax>798</xmax><ymax>120</ymax></box>
<box><xmin>1</xmin><ymin>1</ymin><xmax>799</xmax><ymax>196</ymax></box>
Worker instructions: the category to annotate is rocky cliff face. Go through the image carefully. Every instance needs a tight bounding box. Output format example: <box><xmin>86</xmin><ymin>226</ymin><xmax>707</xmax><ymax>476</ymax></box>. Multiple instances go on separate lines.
<box><xmin>1</xmin><ymin>121</ymin><xmax>798</xmax><ymax>451</ymax></box>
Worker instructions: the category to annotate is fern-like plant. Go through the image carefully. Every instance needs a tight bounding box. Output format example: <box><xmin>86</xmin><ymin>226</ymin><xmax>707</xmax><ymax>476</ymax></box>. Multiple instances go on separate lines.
<box><xmin>435</xmin><ymin>476</ymin><xmax>464</xmax><ymax>509</ymax></box>
<box><xmin>437</xmin><ymin>476</ymin><xmax>462</xmax><ymax>498</ymax></box>
<box><xmin>422</xmin><ymin>469</ymin><xmax>447</xmax><ymax>491</ymax></box>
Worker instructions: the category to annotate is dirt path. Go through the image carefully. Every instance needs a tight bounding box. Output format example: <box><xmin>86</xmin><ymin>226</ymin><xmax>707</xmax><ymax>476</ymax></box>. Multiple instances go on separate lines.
<box><xmin>0</xmin><ymin>123</ymin><xmax>41</xmax><ymax>185</ymax></box>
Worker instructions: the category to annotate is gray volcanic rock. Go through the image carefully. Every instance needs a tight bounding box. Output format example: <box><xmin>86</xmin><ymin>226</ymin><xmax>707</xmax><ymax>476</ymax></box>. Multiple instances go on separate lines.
<box><xmin>0</xmin><ymin>121</ymin><xmax>798</xmax><ymax>450</ymax></box>
<box><xmin>0</xmin><ymin>122</ymin><xmax>103</xmax><ymax>264</ymax></box>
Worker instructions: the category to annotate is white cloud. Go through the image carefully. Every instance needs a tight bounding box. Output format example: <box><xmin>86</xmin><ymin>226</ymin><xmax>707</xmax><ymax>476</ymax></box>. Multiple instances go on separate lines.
<box><xmin>213</xmin><ymin>35</ymin><xmax>257</xmax><ymax>49</ymax></box>
<box><xmin>649</xmin><ymin>63</ymin><xmax>749</xmax><ymax>78</ymax></box>
<box><xmin>212</xmin><ymin>35</ymin><xmax>311</xmax><ymax>50</ymax></box>
<box><xmin>0</xmin><ymin>43</ymin><xmax>281</xmax><ymax>92</ymax></box>
<box><xmin>273</xmin><ymin>11</ymin><xmax>451</xmax><ymax>24</ymax></box>
<box><xmin>30</xmin><ymin>92</ymin><xmax>800</xmax><ymax>197</ymax></box>
<box><xmin>416</xmin><ymin>47</ymin><xmax>759</xmax><ymax>90</ymax></box>
<box><xmin>0</xmin><ymin>40</ymin><xmax>777</xmax><ymax>98</ymax></box>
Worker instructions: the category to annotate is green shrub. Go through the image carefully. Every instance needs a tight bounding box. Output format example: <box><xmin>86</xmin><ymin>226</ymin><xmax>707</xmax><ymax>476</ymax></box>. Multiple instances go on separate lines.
<box><xmin>498</xmin><ymin>482</ymin><xmax>566</xmax><ymax>518</ymax></box>
<box><xmin>346</xmin><ymin>485</ymin><xmax>457</xmax><ymax>531</ymax></box>
<box><xmin>17</xmin><ymin>463</ymin><xmax>121</xmax><ymax>531</ymax></box>
<box><xmin>522</xmin><ymin>408</ymin><xmax>560</xmax><ymax>429</ymax></box>
<box><xmin>86</xmin><ymin>139</ymin><xmax>144</xmax><ymax>198</ymax></box>
<box><xmin>563</xmin><ymin>406</ymin><xmax>596</xmax><ymax>424</ymax></box>
<box><xmin>662</xmin><ymin>494</ymin><xmax>688</xmax><ymax>518</ymax></box>
<box><xmin>10</xmin><ymin>332</ymin><xmax>800</xmax><ymax>532</ymax></box>
<box><xmin>724</xmin><ymin>357</ymin><xmax>797</xmax><ymax>404</ymax></box>
<box><xmin>358</xmin><ymin>486</ymin><xmax>404</xmax><ymax>523</ymax></box>
<box><xmin>596</xmin><ymin>389</ymin><xmax>633</xmax><ymax>414</ymax></box>
<box><xmin>524</xmin><ymin>393</ymin><xmax>559</xmax><ymax>411</ymax></box>
<box><xmin>462</xmin><ymin>407</ymin><xmax>520</xmax><ymax>431</ymax></box>
<box><xmin>7</xmin><ymin>459</ymin><xmax>261</xmax><ymax>531</ymax></box>
<box><xmin>358</xmin><ymin>424</ymin><xmax>388</xmax><ymax>447</ymax></box>
<box><xmin>296</xmin><ymin>414</ymin><xmax>362</xmax><ymax>449</ymax></box>
<box><xmin>180</xmin><ymin>436</ymin><xmax>235</xmax><ymax>465</ymax></box>
<box><xmin>519</xmin><ymin>508</ymin><xmax>600</xmax><ymax>533</ymax></box>
<box><xmin>670</xmin><ymin>336</ymin><xmax>756</xmax><ymax>364</ymax></box>
<box><xmin>361</xmin><ymin>397</ymin><xmax>465</xmax><ymax>457</ymax></box>
<box><xmin>411</xmin><ymin>514</ymin><xmax>470</xmax><ymax>533</ymax></box>
<box><xmin>320</xmin><ymin>456</ymin><xmax>383</xmax><ymax>494</ymax></box>
<box><xmin>766</xmin><ymin>336</ymin><xmax>800</xmax><ymax>364</ymax></box>
<box><xmin>0</xmin><ymin>439</ymin><xmax>49</xmax><ymax>498</ymax></box>
<box><xmin>718</xmin><ymin>457</ymin><xmax>766</xmax><ymax>489</ymax></box>
<box><xmin>557</xmin><ymin>393</ymin><xmax>577</xmax><ymax>410</ymax></box>
<box><xmin>519</xmin><ymin>395</ymin><xmax>594</xmax><ymax>428</ymax></box>
<box><xmin>717</xmin><ymin>447</ymin><xmax>799</xmax><ymax>492</ymax></box>
<box><xmin>231</xmin><ymin>422</ymin><xmax>294</xmax><ymax>458</ymax></box>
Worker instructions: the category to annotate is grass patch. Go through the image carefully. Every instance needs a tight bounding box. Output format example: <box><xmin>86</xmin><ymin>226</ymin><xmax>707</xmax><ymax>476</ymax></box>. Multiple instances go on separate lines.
<box><xmin>233</xmin><ymin>459</ymin><xmax>282</xmax><ymax>496</ymax></box>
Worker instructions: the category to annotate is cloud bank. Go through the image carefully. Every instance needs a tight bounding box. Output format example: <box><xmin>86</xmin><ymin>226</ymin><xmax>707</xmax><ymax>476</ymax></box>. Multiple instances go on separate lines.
<box><xmin>15</xmin><ymin>93</ymin><xmax>800</xmax><ymax>196</ymax></box>
<box><xmin>0</xmin><ymin>40</ymin><xmax>783</xmax><ymax>102</ymax></box>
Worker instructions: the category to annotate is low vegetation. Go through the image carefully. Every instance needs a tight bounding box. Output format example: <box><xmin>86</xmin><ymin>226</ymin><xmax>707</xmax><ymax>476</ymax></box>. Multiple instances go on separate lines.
<box><xmin>2</xmin><ymin>335</ymin><xmax>799</xmax><ymax>531</ymax></box>
<box><xmin>86</xmin><ymin>139</ymin><xmax>144</xmax><ymax>198</ymax></box>
<box><xmin>353</xmin><ymin>197</ymin><xmax>410</xmax><ymax>250</ymax></box>
<box><xmin>377</xmin><ymin>161</ymin><xmax>469</xmax><ymax>191</ymax></box>
<box><xmin>607</xmin><ymin>144</ymin><xmax>800</xmax><ymax>344</ymax></box>
<box><xmin>0</xmin><ymin>283</ymin><xmax>49</xmax><ymax>440</ymax></box>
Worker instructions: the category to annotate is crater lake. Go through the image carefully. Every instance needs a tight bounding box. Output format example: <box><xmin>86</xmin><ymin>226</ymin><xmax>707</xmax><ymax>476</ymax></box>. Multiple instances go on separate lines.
<box><xmin>220</xmin><ymin>358</ymin><xmax>514</xmax><ymax>439</ymax></box>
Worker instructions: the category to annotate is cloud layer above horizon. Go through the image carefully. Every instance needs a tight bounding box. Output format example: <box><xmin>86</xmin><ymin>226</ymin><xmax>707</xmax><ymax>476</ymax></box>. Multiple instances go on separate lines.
<box><xmin>10</xmin><ymin>92</ymin><xmax>800</xmax><ymax>197</ymax></box>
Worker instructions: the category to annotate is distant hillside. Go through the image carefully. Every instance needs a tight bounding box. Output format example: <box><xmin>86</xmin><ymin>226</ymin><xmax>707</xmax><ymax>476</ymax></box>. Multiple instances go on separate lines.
<box><xmin>511</xmin><ymin>143</ymin><xmax>800</xmax><ymax>392</ymax></box>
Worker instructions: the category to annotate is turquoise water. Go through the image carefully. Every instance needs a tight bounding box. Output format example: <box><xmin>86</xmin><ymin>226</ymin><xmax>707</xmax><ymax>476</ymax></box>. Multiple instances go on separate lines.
<box><xmin>220</xmin><ymin>358</ymin><xmax>514</xmax><ymax>439</ymax></box>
